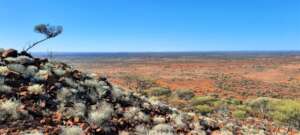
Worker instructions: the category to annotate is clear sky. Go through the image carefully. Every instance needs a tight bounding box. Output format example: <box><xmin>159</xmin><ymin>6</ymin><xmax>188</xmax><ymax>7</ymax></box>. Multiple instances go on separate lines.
<box><xmin>0</xmin><ymin>0</ymin><xmax>299</xmax><ymax>52</ymax></box>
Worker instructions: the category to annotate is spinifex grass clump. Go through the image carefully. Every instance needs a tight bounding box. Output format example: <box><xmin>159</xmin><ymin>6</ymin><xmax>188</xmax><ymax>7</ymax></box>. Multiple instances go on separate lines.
<box><xmin>0</xmin><ymin>99</ymin><xmax>22</xmax><ymax>122</ymax></box>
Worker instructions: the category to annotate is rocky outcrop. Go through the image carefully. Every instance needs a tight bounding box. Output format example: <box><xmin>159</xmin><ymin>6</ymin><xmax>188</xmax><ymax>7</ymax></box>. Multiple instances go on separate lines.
<box><xmin>0</xmin><ymin>49</ymin><xmax>220</xmax><ymax>135</ymax></box>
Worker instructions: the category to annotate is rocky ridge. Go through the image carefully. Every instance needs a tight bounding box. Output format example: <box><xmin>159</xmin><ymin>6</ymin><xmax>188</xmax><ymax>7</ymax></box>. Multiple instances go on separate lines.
<box><xmin>0</xmin><ymin>48</ymin><xmax>295</xmax><ymax>135</ymax></box>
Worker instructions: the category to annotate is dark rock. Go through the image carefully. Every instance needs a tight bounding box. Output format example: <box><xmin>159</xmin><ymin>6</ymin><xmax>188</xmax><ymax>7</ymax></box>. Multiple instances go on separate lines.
<box><xmin>19</xmin><ymin>51</ymin><xmax>33</xmax><ymax>58</ymax></box>
<box><xmin>33</xmin><ymin>58</ymin><xmax>48</xmax><ymax>66</ymax></box>
<box><xmin>99</xmin><ymin>76</ymin><xmax>107</xmax><ymax>81</ymax></box>
<box><xmin>2</xmin><ymin>49</ymin><xmax>18</xmax><ymax>58</ymax></box>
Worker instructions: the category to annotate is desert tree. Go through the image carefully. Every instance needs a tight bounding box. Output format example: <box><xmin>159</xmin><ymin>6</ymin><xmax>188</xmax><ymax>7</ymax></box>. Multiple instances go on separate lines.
<box><xmin>25</xmin><ymin>24</ymin><xmax>63</xmax><ymax>52</ymax></box>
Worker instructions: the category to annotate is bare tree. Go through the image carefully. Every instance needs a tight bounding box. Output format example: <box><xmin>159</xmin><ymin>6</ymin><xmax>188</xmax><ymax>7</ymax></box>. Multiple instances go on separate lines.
<box><xmin>25</xmin><ymin>24</ymin><xmax>63</xmax><ymax>52</ymax></box>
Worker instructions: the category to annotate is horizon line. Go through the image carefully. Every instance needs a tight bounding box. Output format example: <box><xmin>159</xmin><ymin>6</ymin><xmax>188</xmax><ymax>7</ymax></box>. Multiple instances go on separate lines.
<box><xmin>30</xmin><ymin>50</ymin><xmax>300</xmax><ymax>53</ymax></box>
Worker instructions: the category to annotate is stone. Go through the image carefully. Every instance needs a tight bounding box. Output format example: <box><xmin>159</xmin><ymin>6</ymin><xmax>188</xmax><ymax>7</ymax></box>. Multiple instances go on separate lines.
<box><xmin>19</xmin><ymin>51</ymin><xmax>33</xmax><ymax>58</ymax></box>
<box><xmin>0</xmin><ymin>48</ymin><xmax>4</xmax><ymax>56</ymax></box>
<box><xmin>2</xmin><ymin>49</ymin><xmax>18</xmax><ymax>58</ymax></box>
<box><xmin>16</xmin><ymin>56</ymin><xmax>34</xmax><ymax>65</ymax></box>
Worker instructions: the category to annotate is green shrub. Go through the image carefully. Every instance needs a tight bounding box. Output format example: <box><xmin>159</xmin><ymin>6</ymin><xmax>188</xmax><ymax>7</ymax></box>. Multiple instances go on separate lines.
<box><xmin>226</xmin><ymin>98</ymin><xmax>242</xmax><ymax>105</ymax></box>
<box><xmin>194</xmin><ymin>105</ymin><xmax>213</xmax><ymax>115</ymax></box>
<box><xmin>147</xmin><ymin>87</ymin><xmax>171</xmax><ymax>97</ymax></box>
<box><xmin>191</xmin><ymin>96</ymin><xmax>218</xmax><ymax>106</ymax></box>
<box><xmin>175</xmin><ymin>89</ymin><xmax>195</xmax><ymax>100</ymax></box>
<box><xmin>269</xmin><ymin>99</ymin><xmax>300</xmax><ymax>129</ymax></box>
<box><xmin>247</xmin><ymin>97</ymin><xmax>300</xmax><ymax>129</ymax></box>
<box><xmin>211</xmin><ymin>100</ymin><xmax>224</xmax><ymax>107</ymax></box>
<box><xmin>232</xmin><ymin>110</ymin><xmax>247</xmax><ymax>119</ymax></box>
<box><xmin>247</xmin><ymin>97</ymin><xmax>275</xmax><ymax>114</ymax></box>
<box><xmin>236</xmin><ymin>105</ymin><xmax>251</xmax><ymax>112</ymax></box>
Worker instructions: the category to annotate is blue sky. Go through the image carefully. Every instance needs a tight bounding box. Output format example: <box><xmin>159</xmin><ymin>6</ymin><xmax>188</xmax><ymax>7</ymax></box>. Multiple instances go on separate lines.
<box><xmin>0</xmin><ymin>0</ymin><xmax>299</xmax><ymax>52</ymax></box>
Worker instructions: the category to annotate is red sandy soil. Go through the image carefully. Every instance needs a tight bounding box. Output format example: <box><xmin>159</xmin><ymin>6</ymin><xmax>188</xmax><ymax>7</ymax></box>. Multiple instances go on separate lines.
<box><xmin>62</xmin><ymin>57</ymin><xmax>300</xmax><ymax>100</ymax></box>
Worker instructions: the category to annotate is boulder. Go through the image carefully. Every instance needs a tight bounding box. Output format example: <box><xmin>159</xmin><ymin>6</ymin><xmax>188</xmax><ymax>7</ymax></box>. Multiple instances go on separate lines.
<box><xmin>2</xmin><ymin>49</ymin><xmax>18</xmax><ymax>58</ymax></box>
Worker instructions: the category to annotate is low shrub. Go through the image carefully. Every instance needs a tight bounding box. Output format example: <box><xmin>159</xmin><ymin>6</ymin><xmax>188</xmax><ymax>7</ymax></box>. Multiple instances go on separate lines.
<box><xmin>247</xmin><ymin>97</ymin><xmax>300</xmax><ymax>129</ymax></box>
<box><xmin>34</xmin><ymin>70</ymin><xmax>52</xmax><ymax>81</ymax></box>
<box><xmin>0</xmin><ymin>99</ymin><xmax>21</xmax><ymax>121</ymax></box>
<box><xmin>232</xmin><ymin>110</ymin><xmax>247</xmax><ymax>119</ymax></box>
<box><xmin>173</xmin><ymin>113</ymin><xmax>188</xmax><ymax>129</ymax></box>
<box><xmin>23</xmin><ymin>131</ymin><xmax>43</xmax><ymax>135</ymax></box>
<box><xmin>226</xmin><ymin>98</ymin><xmax>242</xmax><ymax>105</ymax></box>
<box><xmin>62</xmin><ymin>102</ymin><xmax>86</xmax><ymax>119</ymax></box>
<box><xmin>268</xmin><ymin>99</ymin><xmax>300</xmax><ymax>129</ymax></box>
<box><xmin>149</xmin><ymin>124</ymin><xmax>174</xmax><ymax>135</ymax></box>
<box><xmin>175</xmin><ymin>89</ymin><xmax>195</xmax><ymax>100</ymax></box>
<box><xmin>135</xmin><ymin>125</ymin><xmax>150</xmax><ymax>135</ymax></box>
<box><xmin>194</xmin><ymin>105</ymin><xmax>213</xmax><ymax>115</ymax></box>
<box><xmin>0</xmin><ymin>66</ymin><xmax>10</xmax><ymax>75</ymax></box>
<box><xmin>191</xmin><ymin>96</ymin><xmax>218</xmax><ymax>106</ymax></box>
<box><xmin>88</xmin><ymin>102</ymin><xmax>114</xmax><ymax>126</ymax></box>
<box><xmin>27</xmin><ymin>84</ymin><xmax>44</xmax><ymax>95</ymax></box>
<box><xmin>61</xmin><ymin>126</ymin><xmax>83</xmax><ymax>135</ymax></box>
<box><xmin>167</xmin><ymin>98</ymin><xmax>188</xmax><ymax>110</ymax></box>
<box><xmin>153</xmin><ymin>116</ymin><xmax>166</xmax><ymax>124</ymax></box>
<box><xmin>57</xmin><ymin>88</ymin><xmax>73</xmax><ymax>102</ymax></box>
<box><xmin>147</xmin><ymin>87</ymin><xmax>171</xmax><ymax>97</ymax></box>
<box><xmin>247</xmin><ymin>97</ymin><xmax>275</xmax><ymax>114</ymax></box>
<box><xmin>123</xmin><ymin>107</ymin><xmax>140</xmax><ymax>120</ymax></box>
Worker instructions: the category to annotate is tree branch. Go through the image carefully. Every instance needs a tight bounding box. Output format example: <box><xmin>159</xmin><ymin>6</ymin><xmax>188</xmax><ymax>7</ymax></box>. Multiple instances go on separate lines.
<box><xmin>25</xmin><ymin>37</ymin><xmax>50</xmax><ymax>52</ymax></box>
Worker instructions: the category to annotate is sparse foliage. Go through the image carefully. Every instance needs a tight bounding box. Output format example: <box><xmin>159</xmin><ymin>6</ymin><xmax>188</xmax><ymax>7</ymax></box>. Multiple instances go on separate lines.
<box><xmin>120</xmin><ymin>73</ymin><xmax>156</xmax><ymax>93</ymax></box>
<box><xmin>25</xmin><ymin>24</ymin><xmax>63</xmax><ymax>51</ymax></box>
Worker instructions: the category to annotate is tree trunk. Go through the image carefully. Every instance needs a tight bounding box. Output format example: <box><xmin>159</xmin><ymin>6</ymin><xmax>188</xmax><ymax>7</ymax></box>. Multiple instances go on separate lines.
<box><xmin>25</xmin><ymin>37</ymin><xmax>50</xmax><ymax>52</ymax></box>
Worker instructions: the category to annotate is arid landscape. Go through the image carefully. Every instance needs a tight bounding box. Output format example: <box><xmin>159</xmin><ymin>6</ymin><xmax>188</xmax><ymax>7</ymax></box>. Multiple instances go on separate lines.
<box><xmin>60</xmin><ymin>53</ymin><xmax>300</xmax><ymax>100</ymax></box>
<box><xmin>1</xmin><ymin>0</ymin><xmax>300</xmax><ymax>134</ymax></box>
<box><xmin>48</xmin><ymin>52</ymin><xmax>300</xmax><ymax>133</ymax></box>
<box><xmin>0</xmin><ymin>50</ymin><xmax>299</xmax><ymax>134</ymax></box>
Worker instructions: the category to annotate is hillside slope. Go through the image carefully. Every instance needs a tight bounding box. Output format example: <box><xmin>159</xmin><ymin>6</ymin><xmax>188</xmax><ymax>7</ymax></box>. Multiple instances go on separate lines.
<box><xmin>0</xmin><ymin>49</ymin><xmax>296</xmax><ymax>135</ymax></box>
